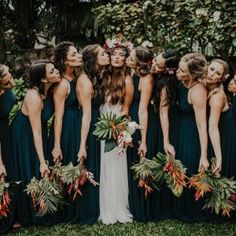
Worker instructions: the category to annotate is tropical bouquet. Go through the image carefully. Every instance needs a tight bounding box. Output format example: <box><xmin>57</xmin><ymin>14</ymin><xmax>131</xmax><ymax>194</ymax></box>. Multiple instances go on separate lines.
<box><xmin>189</xmin><ymin>158</ymin><xmax>236</xmax><ymax>217</ymax></box>
<box><xmin>25</xmin><ymin>175</ymin><xmax>65</xmax><ymax>217</ymax></box>
<box><xmin>132</xmin><ymin>153</ymin><xmax>188</xmax><ymax>198</ymax></box>
<box><xmin>52</xmin><ymin>161</ymin><xmax>99</xmax><ymax>201</ymax></box>
<box><xmin>93</xmin><ymin>111</ymin><xmax>142</xmax><ymax>153</ymax></box>
<box><xmin>0</xmin><ymin>177</ymin><xmax>11</xmax><ymax>218</ymax></box>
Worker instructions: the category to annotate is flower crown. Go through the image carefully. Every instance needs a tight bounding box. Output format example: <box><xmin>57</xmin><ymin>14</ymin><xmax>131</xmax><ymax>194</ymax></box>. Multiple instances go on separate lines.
<box><xmin>103</xmin><ymin>34</ymin><xmax>134</xmax><ymax>56</ymax></box>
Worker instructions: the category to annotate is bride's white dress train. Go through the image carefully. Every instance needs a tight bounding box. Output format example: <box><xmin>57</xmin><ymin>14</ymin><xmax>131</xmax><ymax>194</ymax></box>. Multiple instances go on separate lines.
<box><xmin>99</xmin><ymin>102</ymin><xmax>133</xmax><ymax>225</ymax></box>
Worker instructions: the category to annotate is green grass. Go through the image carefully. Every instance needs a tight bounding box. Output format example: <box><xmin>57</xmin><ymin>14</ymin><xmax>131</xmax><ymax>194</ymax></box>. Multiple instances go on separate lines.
<box><xmin>5</xmin><ymin>220</ymin><xmax>236</xmax><ymax>236</ymax></box>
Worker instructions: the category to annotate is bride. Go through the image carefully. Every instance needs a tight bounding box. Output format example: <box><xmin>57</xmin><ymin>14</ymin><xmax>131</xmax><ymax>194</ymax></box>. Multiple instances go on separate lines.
<box><xmin>99</xmin><ymin>44</ymin><xmax>134</xmax><ymax>224</ymax></box>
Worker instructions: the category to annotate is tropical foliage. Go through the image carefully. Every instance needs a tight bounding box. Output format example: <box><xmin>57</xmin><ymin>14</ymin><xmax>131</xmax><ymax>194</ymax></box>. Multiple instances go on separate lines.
<box><xmin>93</xmin><ymin>0</ymin><xmax>236</xmax><ymax>61</ymax></box>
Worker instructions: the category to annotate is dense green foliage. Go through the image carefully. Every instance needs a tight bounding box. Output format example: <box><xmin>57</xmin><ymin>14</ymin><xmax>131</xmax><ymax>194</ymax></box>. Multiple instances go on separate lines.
<box><xmin>93</xmin><ymin>0</ymin><xmax>236</xmax><ymax>60</ymax></box>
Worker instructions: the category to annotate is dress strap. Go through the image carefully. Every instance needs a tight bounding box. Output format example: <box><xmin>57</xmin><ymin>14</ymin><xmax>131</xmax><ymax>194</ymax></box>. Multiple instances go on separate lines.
<box><xmin>188</xmin><ymin>81</ymin><xmax>199</xmax><ymax>89</ymax></box>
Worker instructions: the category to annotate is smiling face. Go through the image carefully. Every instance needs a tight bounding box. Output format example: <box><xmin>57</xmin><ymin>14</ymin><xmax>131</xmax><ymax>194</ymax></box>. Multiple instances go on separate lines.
<box><xmin>228</xmin><ymin>75</ymin><xmax>236</xmax><ymax>93</ymax></box>
<box><xmin>0</xmin><ymin>65</ymin><xmax>15</xmax><ymax>90</ymax></box>
<box><xmin>110</xmin><ymin>47</ymin><xmax>126</xmax><ymax>68</ymax></box>
<box><xmin>45</xmin><ymin>63</ymin><xmax>61</xmax><ymax>84</ymax></box>
<box><xmin>65</xmin><ymin>46</ymin><xmax>83</xmax><ymax>67</ymax></box>
<box><xmin>151</xmin><ymin>53</ymin><xmax>166</xmax><ymax>73</ymax></box>
<box><xmin>176</xmin><ymin>60</ymin><xmax>190</xmax><ymax>81</ymax></box>
<box><xmin>126</xmin><ymin>49</ymin><xmax>137</xmax><ymax>69</ymax></box>
<box><xmin>206</xmin><ymin>61</ymin><xmax>224</xmax><ymax>84</ymax></box>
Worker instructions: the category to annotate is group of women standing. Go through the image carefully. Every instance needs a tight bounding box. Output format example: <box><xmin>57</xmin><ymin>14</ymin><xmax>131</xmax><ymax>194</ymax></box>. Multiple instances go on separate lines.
<box><xmin>1</xmin><ymin>40</ymin><xmax>236</xmax><ymax>233</ymax></box>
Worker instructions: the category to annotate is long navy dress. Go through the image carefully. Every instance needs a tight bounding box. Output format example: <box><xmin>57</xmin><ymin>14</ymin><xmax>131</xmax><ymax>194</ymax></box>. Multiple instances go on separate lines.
<box><xmin>127</xmin><ymin>74</ymin><xmax>159</xmax><ymax>222</ymax></box>
<box><xmin>11</xmin><ymin>94</ymin><xmax>54</xmax><ymax>226</ymax></box>
<box><xmin>173</xmin><ymin>82</ymin><xmax>207</xmax><ymax>222</ymax></box>
<box><xmin>0</xmin><ymin>90</ymin><xmax>16</xmax><ymax>234</ymax></box>
<box><xmin>71</xmin><ymin>93</ymin><xmax>102</xmax><ymax>224</ymax></box>
<box><xmin>48</xmin><ymin>78</ymin><xmax>81</xmax><ymax>223</ymax></box>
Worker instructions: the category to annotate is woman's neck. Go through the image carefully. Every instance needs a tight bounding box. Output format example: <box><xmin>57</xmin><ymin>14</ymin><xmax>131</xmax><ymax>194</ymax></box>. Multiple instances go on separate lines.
<box><xmin>206</xmin><ymin>82</ymin><xmax>221</xmax><ymax>91</ymax></box>
<box><xmin>64</xmin><ymin>67</ymin><xmax>74</xmax><ymax>81</ymax></box>
<box><xmin>183</xmin><ymin>80</ymin><xmax>198</xmax><ymax>89</ymax></box>
<box><xmin>44</xmin><ymin>83</ymin><xmax>52</xmax><ymax>97</ymax></box>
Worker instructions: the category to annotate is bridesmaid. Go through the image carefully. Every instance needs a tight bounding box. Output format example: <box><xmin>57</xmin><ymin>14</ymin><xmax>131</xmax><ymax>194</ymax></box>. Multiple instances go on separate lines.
<box><xmin>11</xmin><ymin>61</ymin><xmax>61</xmax><ymax>227</ymax></box>
<box><xmin>99</xmin><ymin>44</ymin><xmax>134</xmax><ymax>224</ymax></box>
<box><xmin>228</xmin><ymin>75</ymin><xmax>236</xmax><ymax>116</ymax></box>
<box><xmin>0</xmin><ymin>64</ymin><xmax>16</xmax><ymax>234</ymax></box>
<box><xmin>75</xmin><ymin>44</ymin><xmax>109</xmax><ymax>224</ymax></box>
<box><xmin>0</xmin><ymin>64</ymin><xmax>16</xmax><ymax>181</ymax></box>
<box><xmin>206</xmin><ymin>60</ymin><xmax>236</xmax><ymax>178</ymax></box>
<box><xmin>126</xmin><ymin>46</ymin><xmax>158</xmax><ymax>222</ymax></box>
<box><xmin>151</xmin><ymin>50</ymin><xmax>179</xmax><ymax>220</ymax></box>
<box><xmin>49</xmin><ymin>41</ymin><xmax>82</xmax><ymax>222</ymax></box>
<box><xmin>173</xmin><ymin>53</ymin><xmax>209</xmax><ymax>222</ymax></box>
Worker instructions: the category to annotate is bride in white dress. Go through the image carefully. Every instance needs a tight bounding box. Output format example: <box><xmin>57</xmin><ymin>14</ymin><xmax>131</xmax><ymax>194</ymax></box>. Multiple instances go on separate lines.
<box><xmin>99</xmin><ymin>45</ymin><xmax>134</xmax><ymax>224</ymax></box>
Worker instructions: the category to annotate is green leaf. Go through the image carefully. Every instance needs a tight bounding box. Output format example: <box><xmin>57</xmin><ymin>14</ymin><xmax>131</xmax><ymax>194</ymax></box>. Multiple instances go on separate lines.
<box><xmin>104</xmin><ymin>140</ymin><xmax>117</xmax><ymax>152</ymax></box>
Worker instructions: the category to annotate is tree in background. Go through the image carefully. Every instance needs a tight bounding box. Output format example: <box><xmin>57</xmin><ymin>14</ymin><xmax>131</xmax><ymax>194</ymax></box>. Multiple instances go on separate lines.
<box><xmin>93</xmin><ymin>0</ymin><xmax>236</xmax><ymax>64</ymax></box>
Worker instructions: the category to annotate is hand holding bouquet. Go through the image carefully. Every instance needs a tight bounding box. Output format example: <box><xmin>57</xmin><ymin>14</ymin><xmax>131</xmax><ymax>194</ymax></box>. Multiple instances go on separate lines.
<box><xmin>189</xmin><ymin>158</ymin><xmax>236</xmax><ymax>217</ymax></box>
<box><xmin>132</xmin><ymin>153</ymin><xmax>188</xmax><ymax>198</ymax></box>
<box><xmin>52</xmin><ymin>161</ymin><xmax>99</xmax><ymax>201</ymax></box>
<box><xmin>93</xmin><ymin>111</ymin><xmax>142</xmax><ymax>153</ymax></box>
<box><xmin>25</xmin><ymin>175</ymin><xmax>65</xmax><ymax>217</ymax></box>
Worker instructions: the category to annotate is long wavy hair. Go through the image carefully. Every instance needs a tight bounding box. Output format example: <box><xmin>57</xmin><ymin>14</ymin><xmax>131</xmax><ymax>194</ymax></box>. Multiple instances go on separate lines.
<box><xmin>153</xmin><ymin>50</ymin><xmax>179</xmax><ymax>113</ymax></box>
<box><xmin>82</xmin><ymin>44</ymin><xmax>103</xmax><ymax>97</ymax></box>
<box><xmin>135</xmin><ymin>46</ymin><xmax>154</xmax><ymax>76</ymax></box>
<box><xmin>101</xmin><ymin>47</ymin><xmax>129</xmax><ymax>105</ymax></box>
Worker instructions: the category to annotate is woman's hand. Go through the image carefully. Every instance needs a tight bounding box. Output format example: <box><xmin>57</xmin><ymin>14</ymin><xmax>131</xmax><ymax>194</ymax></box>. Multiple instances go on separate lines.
<box><xmin>0</xmin><ymin>164</ymin><xmax>7</xmax><ymax>177</ymax></box>
<box><xmin>198</xmin><ymin>156</ymin><xmax>209</xmax><ymax>172</ymax></box>
<box><xmin>164</xmin><ymin>142</ymin><xmax>176</xmax><ymax>157</ymax></box>
<box><xmin>138</xmin><ymin>141</ymin><xmax>147</xmax><ymax>158</ymax></box>
<box><xmin>213</xmin><ymin>158</ymin><xmax>222</xmax><ymax>173</ymax></box>
<box><xmin>40</xmin><ymin>162</ymin><xmax>50</xmax><ymax>177</ymax></box>
<box><xmin>52</xmin><ymin>147</ymin><xmax>63</xmax><ymax>163</ymax></box>
<box><xmin>77</xmin><ymin>147</ymin><xmax>87</xmax><ymax>162</ymax></box>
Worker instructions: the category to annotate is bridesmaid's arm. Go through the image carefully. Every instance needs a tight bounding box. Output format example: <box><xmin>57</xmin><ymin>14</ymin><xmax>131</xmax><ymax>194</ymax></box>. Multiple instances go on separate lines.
<box><xmin>121</xmin><ymin>75</ymin><xmax>134</xmax><ymax>115</ymax></box>
<box><xmin>76</xmin><ymin>74</ymin><xmax>93</xmax><ymax>161</ymax></box>
<box><xmin>52</xmin><ymin>80</ymin><xmax>68</xmax><ymax>162</ymax></box>
<box><xmin>208</xmin><ymin>93</ymin><xmax>224</xmax><ymax>172</ymax></box>
<box><xmin>159</xmin><ymin>87</ymin><xmax>175</xmax><ymax>157</ymax></box>
<box><xmin>0</xmin><ymin>142</ymin><xmax>7</xmax><ymax>176</ymax></box>
<box><xmin>25</xmin><ymin>90</ymin><xmax>49</xmax><ymax>177</ymax></box>
<box><xmin>138</xmin><ymin>75</ymin><xmax>153</xmax><ymax>157</ymax></box>
<box><xmin>190</xmin><ymin>85</ymin><xmax>209</xmax><ymax>171</ymax></box>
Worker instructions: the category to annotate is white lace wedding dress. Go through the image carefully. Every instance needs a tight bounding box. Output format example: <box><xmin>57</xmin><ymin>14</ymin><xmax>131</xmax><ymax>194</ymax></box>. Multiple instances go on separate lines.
<box><xmin>99</xmin><ymin>102</ymin><xmax>133</xmax><ymax>225</ymax></box>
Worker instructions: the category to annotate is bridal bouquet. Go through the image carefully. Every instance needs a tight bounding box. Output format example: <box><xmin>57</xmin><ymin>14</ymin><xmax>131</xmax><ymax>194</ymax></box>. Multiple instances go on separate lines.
<box><xmin>132</xmin><ymin>153</ymin><xmax>188</xmax><ymax>198</ymax></box>
<box><xmin>93</xmin><ymin>111</ymin><xmax>142</xmax><ymax>153</ymax></box>
<box><xmin>189</xmin><ymin>158</ymin><xmax>236</xmax><ymax>217</ymax></box>
<box><xmin>25</xmin><ymin>176</ymin><xmax>65</xmax><ymax>216</ymax></box>
<box><xmin>52</xmin><ymin>161</ymin><xmax>99</xmax><ymax>201</ymax></box>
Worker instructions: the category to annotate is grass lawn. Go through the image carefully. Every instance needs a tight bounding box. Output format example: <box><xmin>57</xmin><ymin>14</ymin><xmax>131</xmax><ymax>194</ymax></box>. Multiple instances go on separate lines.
<box><xmin>5</xmin><ymin>220</ymin><xmax>236</xmax><ymax>236</ymax></box>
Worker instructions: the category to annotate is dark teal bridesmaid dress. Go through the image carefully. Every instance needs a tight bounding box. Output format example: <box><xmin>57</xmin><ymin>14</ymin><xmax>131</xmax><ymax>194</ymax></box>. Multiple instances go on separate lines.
<box><xmin>173</xmin><ymin>81</ymin><xmax>207</xmax><ymax>222</ymax></box>
<box><xmin>207</xmin><ymin>94</ymin><xmax>236</xmax><ymax>221</ymax></box>
<box><xmin>71</xmin><ymin>93</ymin><xmax>102</xmax><ymax>224</ymax></box>
<box><xmin>48</xmin><ymin>79</ymin><xmax>81</xmax><ymax>223</ymax></box>
<box><xmin>218</xmin><ymin>99</ymin><xmax>236</xmax><ymax>183</ymax></box>
<box><xmin>11</xmin><ymin>94</ymin><xmax>54</xmax><ymax>227</ymax></box>
<box><xmin>127</xmin><ymin>74</ymin><xmax>159</xmax><ymax>222</ymax></box>
<box><xmin>151</xmin><ymin>80</ymin><xmax>180</xmax><ymax>220</ymax></box>
<box><xmin>0</xmin><ymin>90</ymin><xmax>16</xmax><ymax>234</ymax></box>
